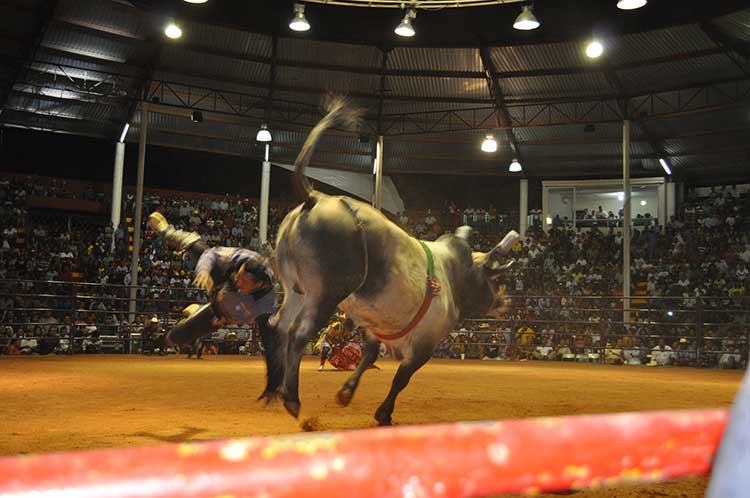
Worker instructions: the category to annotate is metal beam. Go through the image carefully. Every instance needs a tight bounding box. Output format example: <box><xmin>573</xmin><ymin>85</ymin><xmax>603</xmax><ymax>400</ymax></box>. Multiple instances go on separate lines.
<box><xmin>10</xmin><ymin>45</ymin><xmax>750</xmax><ymax>110</ymax></box>
<box><xmin>14</xmin><ymin>65</ymin><xmax>750</xmax><ymax>140</ymax></box>
<box><xmin>479</xmin><ymin>45</ymin><xmax>522</xmax><ymax>168</ymax></box>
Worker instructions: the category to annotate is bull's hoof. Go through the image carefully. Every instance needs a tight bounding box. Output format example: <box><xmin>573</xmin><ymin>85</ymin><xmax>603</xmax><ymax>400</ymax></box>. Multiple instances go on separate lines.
<box><xmin>336</xmin><ymin>386</ymin><xmax>354</xmax><ymax>407</ymax></box>
<box><xmin>283</xmin><ymin>398</ymin><xmax>301</xmax><ymax>418</ymax></box>
<box><xmin>257</xmin><ymin>390</ymin><xmax>280</xmax><ymax>405</ymax></box>
<box><xmin>374</xmin><ymin>407</ymin><xmax>392</xmax><ymax>426</ymax></box>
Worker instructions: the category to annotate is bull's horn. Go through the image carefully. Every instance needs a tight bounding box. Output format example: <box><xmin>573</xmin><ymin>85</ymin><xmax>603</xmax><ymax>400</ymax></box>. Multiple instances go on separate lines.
<box><xmin>490</xmin><ymin>230</ymin><xmax>520</xmax><ymax>258</ymax></box>
<box><xmin>455</xmin><ymin>225</ymin><xmax>472</xmax><ymax>240</ymax></box>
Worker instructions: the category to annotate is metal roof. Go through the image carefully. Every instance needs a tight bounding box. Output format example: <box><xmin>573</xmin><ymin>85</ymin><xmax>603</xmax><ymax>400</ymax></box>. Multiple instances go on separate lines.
<box><xmin>0</xmin><ymin>0</ymin><xmax>748</xmax><ymax>180</ymax></box>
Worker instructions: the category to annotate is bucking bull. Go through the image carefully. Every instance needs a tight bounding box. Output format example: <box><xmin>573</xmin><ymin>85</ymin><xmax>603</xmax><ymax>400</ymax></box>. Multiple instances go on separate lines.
<box><xmin>262</xmin><ymin>98</ymin><xmax>519</xmax><ymax>425</ymax></box>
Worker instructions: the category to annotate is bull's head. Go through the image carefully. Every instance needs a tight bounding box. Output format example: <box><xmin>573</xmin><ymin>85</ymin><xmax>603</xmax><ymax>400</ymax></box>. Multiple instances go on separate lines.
<box><xmin>457</xmin><ymin>227</ymin><xmax>519</xmax><ymax>318</ymax></box>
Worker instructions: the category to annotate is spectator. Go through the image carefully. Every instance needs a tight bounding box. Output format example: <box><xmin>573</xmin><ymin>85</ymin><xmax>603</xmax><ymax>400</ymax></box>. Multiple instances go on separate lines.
<box><xmin>650</xmin><ymin>338</ymin><xmax>674</xmax><ymax>366</ymax></box>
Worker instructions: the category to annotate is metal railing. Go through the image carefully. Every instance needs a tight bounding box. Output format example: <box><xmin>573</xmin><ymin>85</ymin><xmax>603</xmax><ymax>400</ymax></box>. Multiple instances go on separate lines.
<box><xmin>1</xmin><ymin>280</ymin><xmax>748</xmax><ymax>368</ymax></box>
<box><xmin>449</xmin><ymin>294</ymin><xmax>749</xmax><ymax>369</ymax></box>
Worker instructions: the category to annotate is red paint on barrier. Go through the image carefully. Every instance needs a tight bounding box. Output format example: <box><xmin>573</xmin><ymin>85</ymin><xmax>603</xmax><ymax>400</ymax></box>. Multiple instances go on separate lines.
<box><xmin>0</xmin><ymin>409</ymin><xmax>727</xmax><ymax>498</ymax></box>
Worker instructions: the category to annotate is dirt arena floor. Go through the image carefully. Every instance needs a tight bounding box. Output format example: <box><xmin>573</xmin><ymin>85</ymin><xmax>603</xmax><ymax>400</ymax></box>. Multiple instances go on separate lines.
<box><xmin>0</xmin><ymin>355</ymin><xmax>743</xmax><ymax>497</ymax></box>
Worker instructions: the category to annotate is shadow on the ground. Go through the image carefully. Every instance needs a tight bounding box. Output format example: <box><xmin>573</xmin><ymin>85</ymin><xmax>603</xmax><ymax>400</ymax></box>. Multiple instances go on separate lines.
<box><xmin>129</xmin><ymin>426</ymin><xmax>209</xmax><ymax>443</ymax></box>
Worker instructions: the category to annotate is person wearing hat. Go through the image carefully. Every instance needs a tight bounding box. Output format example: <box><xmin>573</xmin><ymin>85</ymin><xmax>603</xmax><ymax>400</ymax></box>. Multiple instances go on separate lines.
<box><xmin>147</xmin><ymin>211</ymin><xmax>277</xmax><ymax>369</ymax></box>
<box><xmin>142</xmin><ymin>315</ymin><xmax>166</xmax><ymax>356</ymax></box>
<box><xmin>674</xmin><ymin>337</ymin><xmax>695</xmax><ymax>366</ymax></box>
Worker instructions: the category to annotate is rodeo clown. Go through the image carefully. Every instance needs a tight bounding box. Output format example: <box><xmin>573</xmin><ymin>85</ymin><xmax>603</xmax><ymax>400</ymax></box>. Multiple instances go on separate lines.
<box><xmin>147</xmin><ymin>211</ymin><xmax>277</xmax><ymax>359</ymax></box>
<box><xmin>315</xmin><ymin>312</ymin><xmax>378</xmax><ymax>371</ymax></box>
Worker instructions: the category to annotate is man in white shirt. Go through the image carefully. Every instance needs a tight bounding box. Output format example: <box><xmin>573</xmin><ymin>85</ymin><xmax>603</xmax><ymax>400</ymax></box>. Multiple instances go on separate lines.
<box><xmin>424</xmin><ymin>210</ymin><xmax>436</xmax><ymax>226</ymax></box>
<box><xmin>398</xmin><ymin>212</ymin><xmax>409</xmax><ymax>226</ymax></box>
<box><xmin>650</xmin><ymin>338</ymin><xmax>673</xmax><ymax>366</ymax></box>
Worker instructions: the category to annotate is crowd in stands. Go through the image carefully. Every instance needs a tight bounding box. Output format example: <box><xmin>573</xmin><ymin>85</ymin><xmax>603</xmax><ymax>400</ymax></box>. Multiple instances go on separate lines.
<box><xmin>0</xmin><ymin>173</ymin><xmax>748</xmax><ymax>368</ymax></box>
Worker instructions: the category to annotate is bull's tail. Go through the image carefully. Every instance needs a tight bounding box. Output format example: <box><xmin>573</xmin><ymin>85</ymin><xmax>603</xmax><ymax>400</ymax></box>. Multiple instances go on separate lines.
<box><xmin>294</xmin><ymin>96</ymin><xmax>363</xmax><ymax>202</ymax></box>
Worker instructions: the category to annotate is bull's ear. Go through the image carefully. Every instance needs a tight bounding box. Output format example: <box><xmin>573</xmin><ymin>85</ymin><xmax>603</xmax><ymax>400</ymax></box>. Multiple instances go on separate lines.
<box><xmin>455</xmin><ymin>225</ymin><xmax>472</xmax><ymax>241</ymax></box>
<box><xmin>488</xmin><ymin>230</ymin><xmax>520</xmax><ymax>260</ymax></box>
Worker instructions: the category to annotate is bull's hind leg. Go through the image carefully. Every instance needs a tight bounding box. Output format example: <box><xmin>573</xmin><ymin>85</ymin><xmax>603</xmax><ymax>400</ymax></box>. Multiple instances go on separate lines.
<box><xmin>281</xmin><ymin>299</ymin><xmax>340</xmax><ymax>418</ymax></box>
<box><xmin>259</xmin><ymin>290</ymin><xmax>301</xmax><ymax>403</ymax></box>
<box><xmin>336</xmin><ymin>335</ymin><xmax>381</xmax><ymax>406</ymax></box>
<box><xmin>374</xmin><ymin>346</ymin><xmax>433</xmax><ymax>426</ymax></box>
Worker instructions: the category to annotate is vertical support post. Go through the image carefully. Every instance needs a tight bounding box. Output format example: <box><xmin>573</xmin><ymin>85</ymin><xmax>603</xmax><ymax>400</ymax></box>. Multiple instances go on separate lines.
<box><xmin>542</xmin><ymin>185</ymin><xmax>548</xmax><ymax>232</ymax></box>
<box><xmin>623</xmin><ymin>120</ymin><xmax>631</xmax><ymax>327</ymax></box>
<box><xmin>519</xmin><ymin>178</ymin><xmax>528</xmax><ymax>238</ymax></box>
<box><xmin>374</xmin><ymin>135</ymin><xmax>384</xmax><ymax>211</ymax></box>
<box><xmin>259</xmin><ymin>144</ymin><xmax>271</xmax><ymax>246</ymax></box>
<box><xmin>696</xmin><ymin>297</ymin><xmax>704</xmax><ymax>366</ymax></box>
<box><xmin>111</xmin><ymin>141</ymin><xmax>125</xmax><ymax>253</ymax></box>
<box><xmin>666</xmin><ymin>180</ymin><xmax>676</xmax><ymax>225</ymax></box>
<box><xmin>128</xmin><ymin>103</ymin><xmax>148</xmax><ymax>324</ymax></box>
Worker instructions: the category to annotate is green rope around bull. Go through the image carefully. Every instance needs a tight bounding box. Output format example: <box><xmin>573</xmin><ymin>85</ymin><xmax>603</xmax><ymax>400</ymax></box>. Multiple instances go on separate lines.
<box><xmin>418</xmin><ymin>240</ymin><xmax>435</xmax><ymax>279</ymax></box>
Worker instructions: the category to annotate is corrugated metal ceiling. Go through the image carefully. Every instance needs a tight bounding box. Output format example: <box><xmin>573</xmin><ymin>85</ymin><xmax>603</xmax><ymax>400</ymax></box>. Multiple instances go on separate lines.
<box><xmin>0</xmin><ymin>1</ymin><xmax>747</xmax><ymax>180</ymax></box>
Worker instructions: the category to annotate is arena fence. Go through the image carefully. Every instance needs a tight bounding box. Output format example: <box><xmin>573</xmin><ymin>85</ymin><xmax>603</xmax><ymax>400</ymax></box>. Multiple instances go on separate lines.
<box><xmin>1</xmin><ymin>278</ymin><xmax>748</xmax><ymax>368</ymax></box>
<box><xmin>0</xmin><ymin>408</ymin><xmax>727</xmax><ymax>498</ymax></box>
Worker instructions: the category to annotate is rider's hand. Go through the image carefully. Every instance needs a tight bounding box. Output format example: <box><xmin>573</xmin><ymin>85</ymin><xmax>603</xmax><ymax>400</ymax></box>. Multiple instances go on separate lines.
<box><xmin>193</xmin><ymin>271</ymin><xmax>214</xmax><ymax>293</ymax></box>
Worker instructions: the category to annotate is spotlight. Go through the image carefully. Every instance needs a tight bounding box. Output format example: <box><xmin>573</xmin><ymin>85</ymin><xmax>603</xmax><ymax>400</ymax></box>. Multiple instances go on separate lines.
<box><xmin>481</xmin><ymin>135</ymin><xmax>497</xmax><ymax>153</ymax></box>
<box><xmin>667</xmin><ymin>310</ymin><xmax>674</xmax><ymax>317</ymax></box>
<box><xmin>395</xmin><ymin>8</ymin><xmax>417</xmax><ymax>37</ymax></box>
<box><xmin>191</xmin><ymin>111</ymin><xmax>203</xmax><ymax>123</ymax></box>
<box><xmin>289</xmin><ymin>3</ymin><xmax>310</xmax><ymax>32</ymax></box>
<box><xmin>659</xmin><ymin>158</ymin><xmax>672</xmax><ymax>175</ymax></box>
<box><xmin>586</xmin><ymin>40</ymin><xmax>604</xmax><ymax>58</ymax></box>
<box><xmin>256</xmin><ymin>124</ymin><xmax>272</xmax><ymax>143</ymax></box>
<box><xmin>617</xmin><ymin>0</ymin><xmax>647</xmax><ymax>10</ymax></box>
<box><xmin>584</xmin><ymin>124</ymin><xmax>596</xmax><ymax>133</ymax></box>
<box><xmin>513</xmin><ymin>5</ymin><xmax>540</xmax><ymax>31</ymax></box>
<box><xmin>617</xmin><ymin>193</ymin><xmax>624</xmax><ymax>202</ymax></box>
<box><xmin>150</xmin><ymin>96</ymin><xmax>161</xmax><ymax>104</ymax></box>
<box><xmin>640</xmin><ymin>200</ymin><xmax>647</xmax><ymax>206</ymax></box>
<box><xmin>183</xmin><ymin>0</ymin><xmax>208</xmax><ymax>3</ymax></box>
<box><xmin>509</xmin><ymin>158</ymin><xmax>522</xmax><ymax>172</ymax></box>
<box><xmin>164</xmin><ymin>22</ymin><xmax>182</xmax><ymax>39</ymax></box>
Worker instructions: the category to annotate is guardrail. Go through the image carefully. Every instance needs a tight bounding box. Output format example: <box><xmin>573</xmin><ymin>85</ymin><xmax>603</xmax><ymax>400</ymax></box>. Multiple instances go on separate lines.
<box><xmin>1</xmin><ymin>279</ymin><xmax>747</xmax><ymax>368</ymax></box>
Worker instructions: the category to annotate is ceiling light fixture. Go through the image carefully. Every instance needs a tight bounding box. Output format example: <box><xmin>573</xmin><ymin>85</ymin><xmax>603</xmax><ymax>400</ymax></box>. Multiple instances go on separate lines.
<box><xmin>509</xmin><ymin>158</ymin><xmax>522</xmax><ymax>172</ymax></box>
<box><xmin>183</xmin><ymin>0</ymin><xmax>208</xmax><ymax>3</ymax></box>
<box><xmin>191</xmin><ymin>111</ymin><xmax>203</xmax><ymax>123</ymax></box>
<box><xmin>659</xmin><ymin>158</ymin><xmax>672</xmax><ymax>175</ymax></box>
<box><xmin>617</xmin><ymin>0</ymin><xmax>647</xmax><ymax>10</ymax></box>
<box><xmin>586</xmin><ymin>40</ymin><xmax>604</xmax><ymax>58</ymax></box>
<box><xmin>256</xmin><ymin>124</ymin><xmax>272</xmax><ymax>143</ymax></box>
<box><xmin>513</xmin><ymin>5</ymin><xmax>540</xmax><ymax>31</ymax></box>
<box><xmin>640</xmin><ymin>200</ymin><xmax>647</xmax><ymax>206</ymax></box>
<box><xmin>395</xmin><ymin>8</ymin><xmax>417</xmax><ymax>37</ymax></box>
<box><xmin>481</xmin><ymin>135</ymin><xmax>497</xmax><ymax>153</ymax></box>
<box><xmin>164</xmin><ymin>22</ymin><xmax>182</xmax><ymax>39</ymax></box>
<box><xmin>289</xmin><ymin>3</ymin><xmax>311</xmax><ymax>31</ymax></box>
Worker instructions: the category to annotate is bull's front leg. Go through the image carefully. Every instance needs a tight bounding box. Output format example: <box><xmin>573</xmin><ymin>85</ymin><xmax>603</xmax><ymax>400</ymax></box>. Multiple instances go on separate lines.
<box><xmin>336</xmin><ymin>335</ymin><xmax>381</xmax><ymax>406</ymax></box>
<box><xmin>374</xmin><ymin>345</ymin><xmax>433</xmax><ymax>426</ymax></box>
<box><xmin>256</xmin><ymin>314</ymin><xmax>286</xmax><ymax>404</ymax></box>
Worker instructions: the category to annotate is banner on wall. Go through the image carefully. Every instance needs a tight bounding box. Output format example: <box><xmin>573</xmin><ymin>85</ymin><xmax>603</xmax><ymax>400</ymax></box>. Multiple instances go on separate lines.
<box><xmin>271</xmin><ymin>162</ymin><xmax>405</xmax><ymax>214</ymax></box>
